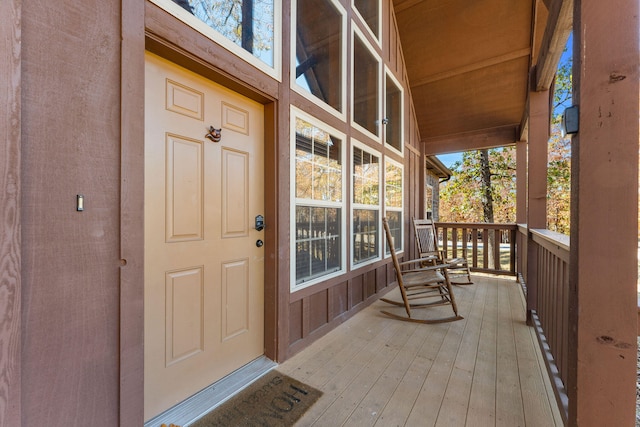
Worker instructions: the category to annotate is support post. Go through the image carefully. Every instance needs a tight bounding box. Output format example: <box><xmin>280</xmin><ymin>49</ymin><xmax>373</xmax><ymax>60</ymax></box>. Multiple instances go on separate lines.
<box><xmin>526</xmin><ymin>68</ymin><xmax>550</xmax><ymax>324</ymax></box>
<box><xmin>569</xmin><ymin>1</ymin><xmax>639</xmax><ymax>425</ymax></box>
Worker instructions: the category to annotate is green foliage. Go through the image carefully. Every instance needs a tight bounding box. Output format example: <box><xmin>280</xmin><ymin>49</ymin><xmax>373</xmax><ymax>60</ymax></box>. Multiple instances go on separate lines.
<box><xmin>547</xmin><ymin>48</ymin><xmax>572</xmax><ymax>234</ymax></box>
<box><xmin>439</xmin><ymin>147</ymin><xmax>516</xmax><ymax>223</ymax></box>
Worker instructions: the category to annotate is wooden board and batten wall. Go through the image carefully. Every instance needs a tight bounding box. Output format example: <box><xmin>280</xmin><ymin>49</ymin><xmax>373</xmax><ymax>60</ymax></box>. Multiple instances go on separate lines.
<box><xmin>7</xmin><ymin>0</ymin><xmax>429</xmax><ymax>425</ymax></box>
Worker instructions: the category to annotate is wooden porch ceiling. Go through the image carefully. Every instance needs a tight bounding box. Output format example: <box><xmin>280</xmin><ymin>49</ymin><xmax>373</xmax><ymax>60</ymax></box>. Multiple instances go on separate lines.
<box><xmin>393</xmin><ymin>0</ymin><xmax>566</xmax><ymax>154</ymax></box>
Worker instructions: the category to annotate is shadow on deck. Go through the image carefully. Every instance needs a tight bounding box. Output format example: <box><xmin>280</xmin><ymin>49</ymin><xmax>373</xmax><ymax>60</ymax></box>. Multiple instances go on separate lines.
<box><xmin>279</xmin><ymin>274</ymin><xmax>563</xmax><ymax>426</ymax></box>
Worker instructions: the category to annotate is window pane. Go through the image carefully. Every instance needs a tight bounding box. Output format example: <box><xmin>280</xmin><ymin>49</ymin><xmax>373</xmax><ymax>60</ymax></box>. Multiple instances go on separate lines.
<box><xmin>295</xmin><ymin>117</ymin><xmax>343</xmax><ymax>202</ymax></box>
<box><xmin>188</xmin><ymin>0</ymin><xmax>275</xmax><ymax>67</ymax></box>
<box><xmin>385</xmin><ymin>75</ymin><xmax>402</xmax><ymax>151</ymax></box>
<box><xmin>354</xmin><ymin>0</ymin><xmax>379</xmax><ymax>37</ymax></box>
<box><xmin>385</xmin><ymin>210</ymin><xmax>401</xmax><ymax>254</ymax></box>
<box><xmin>353</xmin><ymin>147</ymin><xmax>379</xmax><ymax>205</ymax></box>
<box><xmin>385</xmin><ymin>163</ymin><xmax>402</xmax><ymax>208</ymax></box>
<box><xmin>353</xmin><ymin>209</ymin><xmax>379</xmax><ymax>264</ymax></box>
<box><xmin>295</xmin><ymin>0</ymin><xmax>343</xmax><ymax>112</ymax></box>
<box><xmin>425</xmin><ymin>184</ymin><xmax>433</xmax><ymax>219</ymax></box>
<box><xmin>295</xmin><ymin>205</ymin><xmax>342</xmax><ymax>284</ymax></box>
<box><xmin>353</xmin><ymin>35</ymin><xmax>379</xmax><ymax>136</ymax></box>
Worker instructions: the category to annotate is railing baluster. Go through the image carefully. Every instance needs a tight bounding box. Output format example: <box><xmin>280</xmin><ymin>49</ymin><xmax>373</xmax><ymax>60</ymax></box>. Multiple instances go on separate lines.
<box><xmin>452</xmin><ymin>228</ymin><xmax>458</xmax><ymax>259</ymax></box>
<box><xmin>510</xmin><ymin>228</ymin><xmax>516</xmax><ymax>274</ymax></box>
<box><xmin>493</xmin><ymin>229</ymin><xmax>501</xmax><ymax>270</ymax></box>
<box><xmin>482</xmin><ymin>229</ymin><xmax>489</xmax><ymax>269</ymax></box>
<box><xmin>472</xmin><ymin>228</ymin><xmax>478</xmax><ymax>268</ymax></box>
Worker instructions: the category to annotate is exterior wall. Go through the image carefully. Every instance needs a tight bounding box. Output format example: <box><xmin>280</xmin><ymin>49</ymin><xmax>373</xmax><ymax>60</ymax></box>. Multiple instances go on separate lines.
<box><xmin>1</xmin><ymin>0</ymin><xmax>22</xmax><ymax>425</ymax></box>
<box><xmin>10</xmin><ymin>0</ymin><xmax>426</xmax><ymax>424</ymax></box>
<box><xmin>20</xmin><ymin>0</ymin><xmax>123</xmax><ymax>425</ymax></box>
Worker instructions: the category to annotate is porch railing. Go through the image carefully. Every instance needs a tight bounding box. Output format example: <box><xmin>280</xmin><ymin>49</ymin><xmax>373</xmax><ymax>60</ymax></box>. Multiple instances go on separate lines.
<box><xmin>527</xmin><ymin>228</ymin><xmax>571</xmax><ymax>422</ymax></box>
<box><xmin>435</xmin><ymin>222</ymin><xmax>517</xmax><ymax>276</ymax></box>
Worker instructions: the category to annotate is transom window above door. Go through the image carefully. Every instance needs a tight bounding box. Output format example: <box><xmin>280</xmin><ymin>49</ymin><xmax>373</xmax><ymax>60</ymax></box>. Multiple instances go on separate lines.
<box><xmin>153</xmin><ymin>0</ymin><xmax>282</xmax><ymax>80</ymax></box>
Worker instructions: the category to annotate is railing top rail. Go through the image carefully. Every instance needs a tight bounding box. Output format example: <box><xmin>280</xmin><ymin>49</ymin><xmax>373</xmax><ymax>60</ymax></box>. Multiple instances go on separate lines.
<box><xmin>435</xmin><ymin>222</ymin><xmax>518</xmax><ymax>230</ymax></box>
<box><xmin>530</xmin><ymin>228</ymin><xmax>570</xmax><ymax>252</ymax></box>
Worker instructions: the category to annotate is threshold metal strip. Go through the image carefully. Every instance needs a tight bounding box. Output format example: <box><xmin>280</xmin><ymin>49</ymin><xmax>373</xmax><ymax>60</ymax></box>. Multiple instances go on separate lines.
<box><xmin>145</xmin><ymin>356</ymin><xmax>277</xmax><ymax>427</ymax></box>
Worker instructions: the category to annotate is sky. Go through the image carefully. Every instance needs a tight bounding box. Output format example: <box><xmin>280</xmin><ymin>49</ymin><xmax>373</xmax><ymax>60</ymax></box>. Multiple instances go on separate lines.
<box><xmin>436</xmin><ymin>34</ymin><xmax>574</xmax><ymax>171</ymax></box>
<box><xmin>438</xmin><ymin>153</ymin><xmax>462</xmax><ymax>169</ymax></box>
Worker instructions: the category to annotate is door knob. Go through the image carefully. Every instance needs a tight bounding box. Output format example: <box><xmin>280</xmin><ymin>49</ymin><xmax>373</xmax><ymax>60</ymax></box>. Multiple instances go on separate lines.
<box><xmin>256</xmin><ymin>240</ymin><xmax>264</xmax><ymax>248</ymax></box>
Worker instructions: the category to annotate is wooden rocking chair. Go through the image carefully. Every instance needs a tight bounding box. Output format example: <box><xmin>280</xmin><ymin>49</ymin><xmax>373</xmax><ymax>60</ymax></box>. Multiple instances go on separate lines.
<box><xmin>380</xmin><ymin>217</ymin><xmax>463</xmax><ymax>324</ymax></box>
<box><xmin>412</xmin><ymin>218</ymin><xmax>473</xmax><ymax>285</ymax></box>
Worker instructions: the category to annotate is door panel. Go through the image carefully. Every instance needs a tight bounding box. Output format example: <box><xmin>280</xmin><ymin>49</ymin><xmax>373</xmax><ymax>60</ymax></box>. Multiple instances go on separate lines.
<box><xmin>144</xmin><ymin>52</ymin><xmax>265</xmax><ymax>421</ymax></box>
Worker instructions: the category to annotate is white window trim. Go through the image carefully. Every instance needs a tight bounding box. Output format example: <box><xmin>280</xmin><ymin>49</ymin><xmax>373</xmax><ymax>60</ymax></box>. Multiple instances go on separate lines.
<box><xmin>350</xmin><ymin>139</ymin><xmax>382</xmax><ymax>270</ymax></box>
<box><xmin>350</xmin><ymin>22</ymin><xmax>383</xmax><ymax>144</ymax></box>
<box><xmin>290</xmin><ymin>107</ymin><xmax>347</xmax><ymax>292</ymax></box>
<box><xmin>291</xmin><ymin>0</ymin><xmax>347</xmax><ymax>121</ymax></box>
<box><xmin>384</xmin><ymin>66</ymin><xmax>404</xmax><ymax>156</ymax></box>
<box><xmin>150</xmin><ymin>0</ymin><xmax>282</xmax><ymax>81</ymax></box>
<box><xmin>384</xmin><ymin>156</ymin><xmax>404</xmax><ymax>257</ymax></box>
<box><xmin>351</xmin><ymin>0</ymin><xmax>382</xmax><ymax>47</ymax></box>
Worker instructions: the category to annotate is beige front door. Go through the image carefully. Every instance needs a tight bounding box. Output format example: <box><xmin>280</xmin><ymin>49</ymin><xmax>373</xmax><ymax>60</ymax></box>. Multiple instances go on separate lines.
<box><xmin>144</xmin><ymin>52</ymin><xmax>265</xmax><ymax>421</ymax></box>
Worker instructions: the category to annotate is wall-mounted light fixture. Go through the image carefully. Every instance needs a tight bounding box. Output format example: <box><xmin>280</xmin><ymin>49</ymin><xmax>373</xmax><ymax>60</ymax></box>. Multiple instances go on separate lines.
<box><xmin>561</xmin><ymin>105</ymin><xmax>579</xmax><ymax>137</ymax></box>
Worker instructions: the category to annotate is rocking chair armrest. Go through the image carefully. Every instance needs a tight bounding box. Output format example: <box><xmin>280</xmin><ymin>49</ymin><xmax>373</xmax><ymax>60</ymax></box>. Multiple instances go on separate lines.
<box><xmin>398</xmin><ymin>257</ymin><xmax>448</xmax><ymax>268</ymax></box>
<box><xmin>400</xmin><ymin>263</ymin><xmax>452</xmax><ymax>274</ymax></box>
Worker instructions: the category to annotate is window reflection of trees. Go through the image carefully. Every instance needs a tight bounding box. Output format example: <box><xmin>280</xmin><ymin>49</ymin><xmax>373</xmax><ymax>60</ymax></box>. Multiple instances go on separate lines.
<box><xmin>385</xmin><ymin>163</ymin><xmax>402</xmax><ymax>208</ymax></box>
<box><xmin>385</xmin><ymin>162</ymin><xmax>402</xmax><ymax>254</ymax></box>
<box><xmin>185</xmin><ymin>0</ymin><xmax>275</xmax><ymax>66</ymax></box>
<box><xmin>385</xmin><ymin>211</ymin><xmax>402</xmax><ymax>254</ymax></box>
<box><xmin>295</xmin><ymin>206</ymin><xmax>341</xmax><ymax>282</ymax></box>
<box><xmin>353</xmin><ymin>147</ymin><xmax>380</xmax><ymax>264</ymax></box>
<box><xmin>295</xmin><ymin>118</ymin><xmax>342</xmax><ymax>202</ymax></box>
<box><xmin>294</xmin><ymin>117</ymin><xmax>343</xmax><ymax>284</ymax></box>
<box><xmin>353</xmin><ymin>209</ymin><xmax>378</xmax><ymax>264</ymax></box>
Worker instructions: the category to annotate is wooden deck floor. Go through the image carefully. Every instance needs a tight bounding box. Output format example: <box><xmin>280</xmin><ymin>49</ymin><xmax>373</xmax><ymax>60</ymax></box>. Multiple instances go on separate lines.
<box><xmin>279</xmin><ymin>274</ymin><xmax>563</xmax><ymax>427</ymax></box>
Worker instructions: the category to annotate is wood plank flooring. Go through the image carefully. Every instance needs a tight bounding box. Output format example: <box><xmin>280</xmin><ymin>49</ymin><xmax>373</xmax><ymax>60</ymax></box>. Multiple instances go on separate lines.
<box><xmin>279</xmin><ymin>274</ymin><xmax>563</xmax><ymax>427</ymax></box>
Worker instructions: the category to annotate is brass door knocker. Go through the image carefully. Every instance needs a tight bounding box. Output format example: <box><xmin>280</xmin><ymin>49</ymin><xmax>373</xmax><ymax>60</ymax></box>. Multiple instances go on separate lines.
<box><xmin>206</xmin><ymin>126</ymin><xmax>222</xmax><ymax>142</ymax></box>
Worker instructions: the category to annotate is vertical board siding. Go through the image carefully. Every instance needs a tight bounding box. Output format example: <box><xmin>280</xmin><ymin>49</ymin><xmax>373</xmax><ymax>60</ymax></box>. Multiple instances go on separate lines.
<box><xmin>331</xmin><ymin>281</ymin><xmax>349</xmax><ymax>319</ymax></box>
<box><xmin>120</xmin><ymin>0</ymin><xmax>145</xmax><ymax>424</ymax></box>
<box><xmin>0</xmin><ymin>0</ymin><xmax>21</xmax><ymax>425</ymax></box>
<box><xmin>289</xmin><ymin>300</ymin><xmax>303</xmax><ymax>343</ymax></box>
<box><xmin>351</xmin><ymin>275</ymin><xmax>365</xmax><ymax>308</ymax></box>
<box><xmin>21</xmin><ymin>1</ymin><xmax>122</xmax><ymax>425</ymax></box>
<box><xmin>309</xmin><ymin>291</ymin><xmax>329</xmax><ymax>333</ymax></box>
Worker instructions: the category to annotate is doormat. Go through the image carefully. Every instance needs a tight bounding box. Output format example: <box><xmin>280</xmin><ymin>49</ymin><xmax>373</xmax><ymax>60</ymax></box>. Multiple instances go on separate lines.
<box><xmin>188</xmin><ymin>370</ymin><xmax>322</xmax><ymax>427</ymax></box>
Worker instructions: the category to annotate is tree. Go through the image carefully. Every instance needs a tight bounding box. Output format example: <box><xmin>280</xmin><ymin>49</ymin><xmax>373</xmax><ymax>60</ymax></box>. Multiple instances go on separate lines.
<box><xmin>439</xmin><ymin>147</ymin><xmax>517</xmax><ymax>224</ymax></box>
<box><xmin>188</xmin><ymin>0</ymin><xmax>275</xmax><ymax>64</ymax></box>
<box><xmin>547</xmin><ymin>47</ymin><xmax>572</xmax><ymax>234</ymax></box>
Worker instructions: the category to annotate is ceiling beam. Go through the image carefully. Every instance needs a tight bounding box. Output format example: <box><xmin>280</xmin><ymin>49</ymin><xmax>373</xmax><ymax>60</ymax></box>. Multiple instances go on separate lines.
<box><xmin>412</xmin><ymin>48</ymin><xmax>532</xmax><ymax>87</ymax></box>
<box><xmin>422</xmin><ymin>125</ymin><xmax>519</xmax><ymax>155</ymax></box>
<box><xmin>535</xmin><ymin>0</ymin><xmax>573</xmax><ymax>91</ymax></box>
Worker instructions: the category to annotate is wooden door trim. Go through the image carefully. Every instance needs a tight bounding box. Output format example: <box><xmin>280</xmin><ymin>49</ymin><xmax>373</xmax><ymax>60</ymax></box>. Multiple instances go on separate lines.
<box><xmin>121</xmin><ymin>0</ymin><xmax>146</xmax><ymax>425</ymax></box>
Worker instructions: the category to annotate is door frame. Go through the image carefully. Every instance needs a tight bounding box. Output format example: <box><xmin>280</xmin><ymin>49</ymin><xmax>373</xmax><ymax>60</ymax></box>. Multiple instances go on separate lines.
<box><xmin>119</xmin><ymin>3</ymin><xmax>281</xmax><ymax>423</ymax></box>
